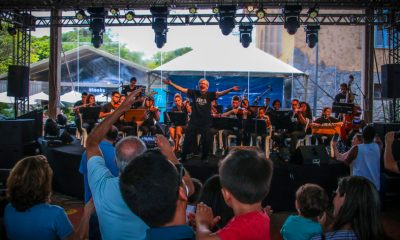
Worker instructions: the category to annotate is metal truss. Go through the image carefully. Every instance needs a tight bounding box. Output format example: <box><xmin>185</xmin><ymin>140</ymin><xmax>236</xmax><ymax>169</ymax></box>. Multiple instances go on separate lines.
<box><xmin>388</xmin><ymin>27</ymin><xmax>399</xmax><ymax>64</ymax></box>
<box><xmin>13</xmin><ymin>28</ymin><xmax>31</xmax><ymax>116</ymax></box>
<box><xmin>1</xmin><ymin>13</ymin><xmax>389</xmax><ymax>28</ymax></box>
<box><xmin>0</xmin><ymin>0</ymin><xmax>399</xmax><ymax>11</ymax></box>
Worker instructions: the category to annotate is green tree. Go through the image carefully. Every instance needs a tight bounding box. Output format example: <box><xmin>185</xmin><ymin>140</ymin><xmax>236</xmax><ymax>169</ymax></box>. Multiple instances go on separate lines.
<box><xmin>147</xmin><ymin>47</ymin><xmax>192</xmax><ymax>69</ymax></box>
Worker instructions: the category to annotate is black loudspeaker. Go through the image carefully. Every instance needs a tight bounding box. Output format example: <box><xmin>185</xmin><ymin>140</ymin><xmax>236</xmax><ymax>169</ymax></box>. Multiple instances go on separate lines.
<box><xmin>293</xmin><ymin>146</ymin><xmax>329</xmax><ymax>166</ymax></box>
<box><xmin>381</xmin><ymin>64</ymin><xmax>400</xmax><ymax>98</ymax></box>
<box><xmin>7</xmin><ymin>65</ymin><xmax>30</xmax><ymax>97</ymax></box>
<box><xmin>0</xmin><ymin>119</ymin><xmax>35</xmax><ymax>145</ymax></box>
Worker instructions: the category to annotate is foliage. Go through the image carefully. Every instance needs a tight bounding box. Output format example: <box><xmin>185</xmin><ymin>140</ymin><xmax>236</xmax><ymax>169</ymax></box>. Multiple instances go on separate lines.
<box><xmin>146</xmin><ymin>47</ymin><xmax>192</xmax><ymax>69</ymax></box>
<box><xmin>0</xmin><ymin>27</ymin><xmax>192</xmax><ymax>75</ymax></box>
<box><xmin>0</xmin><ymin>103</ymin><xmax>14</xmax><ymax>118</ymax></box>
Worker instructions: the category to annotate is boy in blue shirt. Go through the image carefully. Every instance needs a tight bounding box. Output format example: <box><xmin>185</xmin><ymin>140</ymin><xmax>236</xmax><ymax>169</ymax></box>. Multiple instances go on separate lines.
<box><xmin>280</xmin><ymin>183</ymin><xmax>328</xmax><ymax>240</ymax></box>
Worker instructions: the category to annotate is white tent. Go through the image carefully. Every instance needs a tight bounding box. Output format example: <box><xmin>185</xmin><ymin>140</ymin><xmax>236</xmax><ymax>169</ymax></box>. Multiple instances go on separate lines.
<box><xmin>154</xmin><ymin>41</ymin><xmax>303</xmax><ymax>76</ymax></box>
<box><xmin>95</xmin><ymin>94</ymin><xmax>108</xmax><ymax>102</ymax></box>
<box><xmin>0</xmin><ymin>92</ymin><xmax>14</xmax><ymax>104</ymax></box>
<box><xmin>29</xmin><ymin>91</ymin><xmax>49</xmax><ymax>103</ymax></box>
<box><xmin>60</xmin><ymin>90</ymin><xmax>82</xmax><ymax>103</ymax></box>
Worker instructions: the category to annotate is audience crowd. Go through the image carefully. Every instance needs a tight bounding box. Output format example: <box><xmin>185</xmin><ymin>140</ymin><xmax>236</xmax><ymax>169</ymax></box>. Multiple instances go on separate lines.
<box><xmin>1</xmin><ymin>88</ymin><xmax>397</xmax><ymax>240</ymax></box>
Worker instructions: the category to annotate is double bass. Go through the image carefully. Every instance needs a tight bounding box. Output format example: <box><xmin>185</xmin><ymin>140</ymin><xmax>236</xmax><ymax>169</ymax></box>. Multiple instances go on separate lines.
<box><xmin>340</xmin><ymin>77</ymin><xmax>360</xmax><ymax>142</ymax></box>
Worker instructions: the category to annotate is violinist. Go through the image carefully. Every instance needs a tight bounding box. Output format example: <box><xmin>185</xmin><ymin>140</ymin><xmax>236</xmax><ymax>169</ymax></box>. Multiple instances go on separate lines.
<box><xmin>139</xmin><ymin>96</ymin><xmax>162</xmax><ymax>135</ymax></box>
<box><xmin>73</xmin><ymin>92</ymin><xmax>88</xmax><ymax>136</ymax></box>
<box><xmin>99</xmin><ymin>91</ymin><xmax>121</xmax><ymax>119</ymax></box>
<box><xmin>240</xmin><ymin>98</ymin><xmax>253</xmax><ymax>145</ymax></box>
<box><xmin>221</xmin><ymin>96</ymin><xmax>246</xmax><ymax>149</ymax></box>
<box><xmin>252</xmin><ymin>107</ymin><xmax>273</xmax><ymax>150</ymax></box>
<box><xmin>169</xmin><ymin>93</ymin><xmax>191</xmax><ymax>152</ymax></box>
<box><xmin>287</xmin><ymin>99</ymin><xmax>308</xmax><ymax>153</ymax></box>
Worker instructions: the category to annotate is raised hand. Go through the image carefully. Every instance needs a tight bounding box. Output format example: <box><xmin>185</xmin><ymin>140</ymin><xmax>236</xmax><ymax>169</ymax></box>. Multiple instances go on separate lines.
<box><xmin>162</xmin><ymin>79</ymin><xmax>172</xmax><ymax>85</ymax></box>
<box><xmin>232</xmin><ymin>86</ymin><xmax>240</xmax><ymax>91</ymax></box>
<box><xmin>196</xmin><ymin>202</ymin><xmax>221</xmax><ymax>230</ymax></box>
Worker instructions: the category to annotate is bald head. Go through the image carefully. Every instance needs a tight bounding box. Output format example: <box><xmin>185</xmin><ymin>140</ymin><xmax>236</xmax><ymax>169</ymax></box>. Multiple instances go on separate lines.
<box><xmin>115</xmin><ymin>136</ymin><xmax>147</xmax><ymax>172</ymax></box>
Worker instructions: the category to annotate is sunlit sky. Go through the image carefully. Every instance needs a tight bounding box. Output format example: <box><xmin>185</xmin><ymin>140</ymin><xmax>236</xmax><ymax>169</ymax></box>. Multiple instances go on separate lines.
<box><xmin>31</xmin><ymin>9</ymin><xmax>256</xmax><ymax>59</ymax></box>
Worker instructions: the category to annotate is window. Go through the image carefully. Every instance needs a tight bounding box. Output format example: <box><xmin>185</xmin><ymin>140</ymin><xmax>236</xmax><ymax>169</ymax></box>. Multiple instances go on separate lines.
<box><xmin>374</xmin><ymin>26</ymin><xmax>389</xmax><ymax>49</ymax></box>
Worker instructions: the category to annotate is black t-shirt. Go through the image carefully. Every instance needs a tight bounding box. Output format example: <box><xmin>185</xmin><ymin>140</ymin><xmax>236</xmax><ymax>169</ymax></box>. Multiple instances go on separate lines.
<box><xmin>314</xmin><ymin>116</ymin><xmax>339</xmax><ymax>124</ymax></box>
<box><xmin>122</xmin><ymin>85</ymin><xmax>145</xmax><ymax>108</ymax></box>
<box><xmin>187</xmin><ymin>89</ymin><xmax>216</xmax><ymax>126</ymax></box>
<box><xmin>334</xmin><ymin>92</ymin><xmax>347</xmax><ymax>103</ymax></box>
<box><xmin>290</xmin><ymin>111</ymin><xmax>306</xmax><ymax>132</ymax></box>
<box><xmin>101</xmin><ymin>102</ymin><xmax>117</xmax><ymax>114</ymax></box>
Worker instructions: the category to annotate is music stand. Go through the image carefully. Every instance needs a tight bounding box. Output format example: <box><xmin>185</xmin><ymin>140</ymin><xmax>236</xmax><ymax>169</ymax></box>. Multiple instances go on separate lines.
<box><xmin>332</xmin><ymin>102</ymin><xmax>354</xmax><ymax>114</ymax></box>
<box><xmin>269</xmin><ymin>110</ymin><xmax>293</xmax><ymax>131</ymax></box>
<box><xmin>80</xmin><ymin>107</ymin><xmax>101</xmax><ymax>122</ymax></box>
<box><xmin>165</xmin><ymin>112</ymin><xmax>187</xmax><ymax>126</ymax></box>
<box><xmin>124</xmin><ymin>109</ymin><xmax>147</xmax><ymax>126</ymax></box>
<box><xmin>212</xmin><ymin>117</ymin><xmax>241</xmax><ymax>130</ymax></box>
<box><xmin>243</xmin><ymin>119</ymin><xmax>269</xmax><ymax>135</ymax></box>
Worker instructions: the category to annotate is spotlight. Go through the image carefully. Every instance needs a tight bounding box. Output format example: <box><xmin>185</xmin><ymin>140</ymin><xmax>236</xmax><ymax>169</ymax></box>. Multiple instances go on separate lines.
<box><xmin>7</xmin><ymin>26</ymin><xmax>17</xmax><ymax>36</ymax></box>
<box><xmin>304</xmin><ymin>24</ymin><xmax>320</xmax><ymax>48</ymax></box>
<box><xmin>150</xmin><ymin>6</ymin><xmax>169</xmax><ymax>48</ymax></box>
<box><xmin>308</xmin><ymin>7</ymin><xmax>319</xmax><ymax>18</ymax></box>
<box><xmin>246</xmin><ymin>5</ymin><xmax>255</xmax><ymax>12</ymax></box>
<box><xmin>218</xmin><ymin>5</ymin><xmax>236</xmax><ymax>36</ymax></box>
<box><xmin>125</xmin><ymin>11</ymin><xmax>135</xmax><ymax>21</ymax></box>
<box><xmin>283</xmin><ymin>5</ymin><xmax>302</xmax><ymax>35</ymax></box>
<box><xmin>189</xmin><ymin>7</ymin><xmax>197</xmax><ymax>14</ymax></box>
<box><xmin>212</xmin><ymin>7</ymin><xmax>219</xmax><ymax>14</ymax></box>
<box><xmin>256</xmin><ymin>8</ymin><xmax>266</xmax><ymax>19</ymax></box>
<box><xmin>239</xmin><ymin>24</ymin><xmax>253</xmax><ymax>48</ymax></box>
<box><xmin>75</xmin><ymin>9</ymin><xmax>86</xmax><ymax>20</ymax></box>
<box><xmin>88</xmin><ymin>8</ymin><xmax>106</xmax><ymax>48</ymax></box>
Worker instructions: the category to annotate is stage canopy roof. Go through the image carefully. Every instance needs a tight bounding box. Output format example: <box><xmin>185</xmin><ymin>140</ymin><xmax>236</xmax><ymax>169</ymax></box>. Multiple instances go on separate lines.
<box><xmin>153</xmin><ymin>41</ymin><xmax>304</xmax><ymax>77</ymax></box>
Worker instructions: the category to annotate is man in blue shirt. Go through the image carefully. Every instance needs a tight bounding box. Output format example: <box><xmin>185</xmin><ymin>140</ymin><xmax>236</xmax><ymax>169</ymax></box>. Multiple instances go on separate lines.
<box><xmin>79</xmin><ymin>125</ymin><xmax>119</xmax><ymax>204</ymax></box>
<box><xmin>119</xmin><ymin>141</ymin><xmax>195</xmax><ymax>240</ymax></box>
<box><xmin>85</xmin><ymin>88</ymin><xmax>150</xmax><ymax>240</ymax></box>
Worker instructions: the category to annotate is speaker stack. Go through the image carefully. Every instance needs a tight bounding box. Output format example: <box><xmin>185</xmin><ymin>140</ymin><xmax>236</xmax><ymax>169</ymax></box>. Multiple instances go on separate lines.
<box><xmin>7</xmin><ymin>65</ymin><xmax>30</xmax><ymax>98</ymax></box>
<box><xmin>381</xmin><ymin>64</ymin><xmax>400</xmax><ymax>99</ymax></box>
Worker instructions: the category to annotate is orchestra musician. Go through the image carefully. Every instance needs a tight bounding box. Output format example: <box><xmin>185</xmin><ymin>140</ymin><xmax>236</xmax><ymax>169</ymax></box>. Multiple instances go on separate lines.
<box><xmin>311</xmin><ymin>107</ymin><xmax>341</xmax><ymax>146</ymax></box>
<box><xmin>287</xmin><ymin>99</ymin><xmax>309</xmax><ymax>153</ymax></box>
<box><xmin>264</xmin><ymin>97</ymin><xmax>272</xmax><ymax>113</ymax></box>
<box><xmin>169</xmin><ymin>93</ymin><xmax>192</xmax><ymax>152</ymax></box>
<box><xmin>221</xmin><ymin>96</ymin><xmax>247</xmax><ymax>149</ymax></box>
<box><xmin>81</xmin><ymin>94</ymin><xmax>100</xmax><ymax>134</ymax></box>
<box><xmin>240</xmin><ymin>98</ymin><xmax>253</xmax><ymax>145</ymax></box>
<box><xmin>335</xmin><ymin>82</ymin><xmax>350</xmax><ymax>103</ymax></box>
<box><xmin>252</xmin><ymin>107</ymin><xmax>272</xmax><ymax>150</ymax></box>
<box><xmin>73</xmin><ymin>92</ymin><xmax>88</xmax><ymax>136</ymax></box>
<box><xmin>121</xmin><ymin>77</ymin><xmax>144</xmax><ymax>108</ymax></box>
<box><xmin>272</xmin><ymin>99</ymin><xmax>281</xmax><ymax>111</ymax></box>
<box><xmin>163</xmin><ymin>78</ymin><xmax>239</xmax><ymax>163</ymax></box>
<box><xmin>139</xmin><ymin>96</ymin><xmax>163</xmax><ymax>135</ymax></box>
<box><xmin>300</xmin><ymin>101</ymin><xmax>313</xmax><ymax>134</ymax></box>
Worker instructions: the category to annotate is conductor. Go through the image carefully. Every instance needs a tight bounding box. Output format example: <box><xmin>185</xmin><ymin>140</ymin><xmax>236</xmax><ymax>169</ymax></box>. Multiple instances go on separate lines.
<box><xmin>163</xmin><ymin>78</ymin><xmax>239</xmax><ymax>163</ymax></box>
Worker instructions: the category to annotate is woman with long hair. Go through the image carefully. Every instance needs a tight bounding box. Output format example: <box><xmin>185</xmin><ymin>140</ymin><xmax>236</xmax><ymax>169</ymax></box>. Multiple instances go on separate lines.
<box><xmin>311</xmin><ymin>176</ymin><xmax>387</xmax><ymax>240</ymax></box>
<box><xmin>4</xmin><ymin>155</ymin><xmax>75</xmax><ymax>240</ymax></box>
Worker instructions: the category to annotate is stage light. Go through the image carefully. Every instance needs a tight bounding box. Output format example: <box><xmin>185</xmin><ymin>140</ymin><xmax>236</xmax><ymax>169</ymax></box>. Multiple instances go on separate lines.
<box><xmin>110</xmin><ymin>8</ymin><xmax>119</xmax><ymax>16</ymax></box>
<box><xmin>125</xmin><ymin>11</ymin><xmax>135</xmax><ymax>21</ymax></box>
<box><xmin>7</xmin><ymin>26</ymin><xmax>16</xmax><ymax>36</ymax></box>
<box><xmin>150</xmin><ymin>6</ymin><xmax>169</xmax><ymax>48</ymax></box>
<box><xmin>189</xmin><ymin>7</ymin><xmax>197</xmax><ymax>14</ymax></box>
<box><xmin>304</xmin><ymin>24</ymin><xmax>320</xmax><ymax>48</ymax></box>
<box><xmin>246</xmin><ymin>5</ymin><xmax>255</xmax><ymax>12</ymax></box>
<box><xmin>283</xmin><ymin>5</ymin><xmax>302</xmax><ymax>35</ymax></box>
<box><xmin>212</xmin><ymin>7</ymin><xmax>219</xmax><ymax>14</ymax></box>
<box><xmin>75</xmin><ymin>9</ymin><xmax>86</xmax><ymax>20</ymax></box>
<box><xmin>239</xmin><ymin>24</ymin><xmax>253</xmax><ymax>48</ymax></box>
<box><xmin>218</xmin><ymin>5</ymin><xmax>236</xmax><ymax>36</ymax></box>
<box><xmin>308</xmin><ymin>7</ymin><xmax>319</xmax><ymax>18</ymax></box>
<box><xmin>256</xmin><ymin>8</ymin><xmax>266</xmax><ymax>19</ymax></box>
<box><xmin>88</xmin><ymin>8</ymin><xmax>106</xmax><ymax>48</ymax></box>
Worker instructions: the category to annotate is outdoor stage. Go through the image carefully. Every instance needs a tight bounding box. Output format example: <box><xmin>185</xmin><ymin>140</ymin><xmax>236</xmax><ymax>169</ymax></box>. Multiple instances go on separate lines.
<box><xmin>39</xmin><ymin>137</ymin><xmax>349</xmax><ymax>211</ymax></box>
